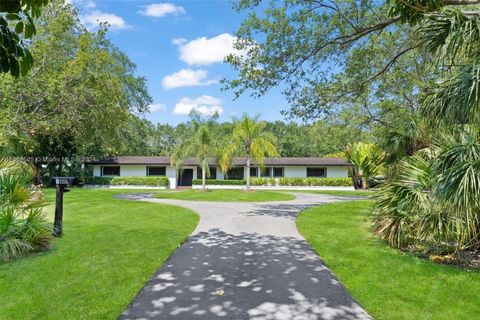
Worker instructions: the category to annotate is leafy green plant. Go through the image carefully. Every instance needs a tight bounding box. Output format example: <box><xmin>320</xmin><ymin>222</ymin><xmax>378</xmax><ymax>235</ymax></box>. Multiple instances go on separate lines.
<box><xmin>345</xmin><ymin>142</ymin><xmax>384</xmax><ymax>189</ymax></box>
<box><xmin>84</xmin><ymin>176</ymin><xmax>169</xmax><ymax>187</ymax></box>
<box><xmin>192</xmin><ymin>179</ymin><xmax>245</xmax><ymax>186</ymax></box>
<box><xmin>0</xmin><ymin>159</ymin><xmax>52</xmax><ymax>261</ymax></box>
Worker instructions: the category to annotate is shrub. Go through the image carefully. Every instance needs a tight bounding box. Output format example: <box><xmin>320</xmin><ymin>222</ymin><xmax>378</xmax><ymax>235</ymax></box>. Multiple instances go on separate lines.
<box><xmin>250</xmin><ymin>177</ymin><xmax>276</xmax><ymax>186</ymax></box>
<box><xmin>1</xmin><ymin>159</ymin><xmax>53</xmax><ymax>262</ymax></box>
<box><xmin>84</xmin><ymin>176</ymin><xmax>169</xmax><ymax>187</ymax></box>
<box><xmin>279</xmin><ymin>177</ymin><xmax>352</xmax><ymax>186</ymax></box>
<box><xmin>192</xmin><ymin>179</ymin><xmax>245</xmax><ymax>185</ymax></box>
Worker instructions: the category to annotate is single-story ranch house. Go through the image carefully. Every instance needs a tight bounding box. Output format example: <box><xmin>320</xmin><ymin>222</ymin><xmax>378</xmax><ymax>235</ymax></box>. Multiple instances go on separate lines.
<box><xmin>87</xmin><ymin>156</ymin><xmax>352</xmax><ymax>189</ymax></box>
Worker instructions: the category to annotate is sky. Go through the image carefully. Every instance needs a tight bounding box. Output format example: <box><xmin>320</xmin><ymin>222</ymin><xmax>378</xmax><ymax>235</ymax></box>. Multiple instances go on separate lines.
<box><xmin>72</xmin><ymin>0</ymin><xmax>290</xmax><ymax>125</ymax></box>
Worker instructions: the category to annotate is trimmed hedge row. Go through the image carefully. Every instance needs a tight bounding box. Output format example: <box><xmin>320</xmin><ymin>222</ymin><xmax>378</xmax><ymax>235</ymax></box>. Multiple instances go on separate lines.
<box><xmin>192</xmin><ymin>179</ymin><xmax>245</xmax><ymax>185</ymax></box>
<box><xmin>84</xmin><ymin>176</ymin><xmax>169</xmax><ymax>187</ymax></box>
<box><xmin>278</xmin><ymin>177</ymin><xmax>352</xmax><ymax>186</ymax></box>
<box><xmin>192</xmin><ymin>177</ymin><xmax>352</xmax><ymax>187</ymax></box>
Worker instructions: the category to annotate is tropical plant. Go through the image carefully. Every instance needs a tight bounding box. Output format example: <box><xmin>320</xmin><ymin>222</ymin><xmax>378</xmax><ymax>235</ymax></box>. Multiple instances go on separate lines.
<box><xmin>172</xmin><ymin>113</ymin><xmax>219</xmax><ymax>190</ymax></box>
<box><xmin>0</xmin><ymin>159</ymin><xmax>52</xmax><ymax>261</ymax></box>
<box><xmin>220</xmin><ymin>114</ymin><xmax>278</xmax><ymax>191</ymax></box>
<box><xmin>345</xmin><ymin>142</ymin><xmax>384</xmax><ymax>190</ymax></box>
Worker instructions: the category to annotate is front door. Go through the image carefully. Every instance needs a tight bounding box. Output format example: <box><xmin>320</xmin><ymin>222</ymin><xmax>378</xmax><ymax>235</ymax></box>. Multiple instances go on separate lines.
<box><xmin>178</xmin><ymin>169</ymin><xmax>194</xmax><ymax>187</ymax></box>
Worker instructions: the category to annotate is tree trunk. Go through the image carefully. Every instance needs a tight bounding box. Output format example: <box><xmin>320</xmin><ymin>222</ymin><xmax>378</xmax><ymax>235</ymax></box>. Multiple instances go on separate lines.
<box><xmin>246</xmin><ymin>156</ymin><xmax>251</xmax><ymax>191</ymax></box>
<box><xmin>202</xmin><ymin>165</ymin><xmax>206</xmax><ymax>190</ymax></box>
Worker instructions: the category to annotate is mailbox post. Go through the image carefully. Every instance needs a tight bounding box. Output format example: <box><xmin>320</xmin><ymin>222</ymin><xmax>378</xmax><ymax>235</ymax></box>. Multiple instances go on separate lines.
<box><xmin>52</xmin><ymin>177</ymin><xmax>76</xmax><ymax>237</ymax></box>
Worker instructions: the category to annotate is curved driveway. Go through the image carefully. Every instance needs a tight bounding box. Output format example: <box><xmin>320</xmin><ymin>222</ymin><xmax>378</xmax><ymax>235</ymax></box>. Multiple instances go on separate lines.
<box><xmin>120</xmin><ymin>192</ymin><xmax>371</xmax><ymax>320</ymax></box>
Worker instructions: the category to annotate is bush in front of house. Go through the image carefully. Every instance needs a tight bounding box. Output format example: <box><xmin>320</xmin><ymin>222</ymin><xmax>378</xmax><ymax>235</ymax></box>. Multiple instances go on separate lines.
<box><xmin>192</xmin><ymin>179</ymin><xmax>245</xmax><ymax>185</ymax></box>
<box><xmin>250</xmin><ymin>177</ymin><xmax>276</xmax><ymax>186</ymax></box>
<box><xmin>279</xmin><ymin>177</ymin><xmax>352</xmax><ymax>187</ymax></box>
<box><xmin>84</xmin><ymin>176</ymin><xmax>169</xmax><ymax>187</ymax></box>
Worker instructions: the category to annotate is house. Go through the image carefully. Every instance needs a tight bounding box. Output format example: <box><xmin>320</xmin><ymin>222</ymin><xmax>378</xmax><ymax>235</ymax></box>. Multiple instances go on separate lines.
<box><xmin>87</xmin><ymin>156</ymin><xmax>352</xmax><ymax>188</ymax></box>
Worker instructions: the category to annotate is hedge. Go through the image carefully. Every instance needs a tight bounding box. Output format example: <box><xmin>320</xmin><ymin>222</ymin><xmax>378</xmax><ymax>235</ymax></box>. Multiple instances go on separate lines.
<box><xmin>278</xmin><ymin>177</ymin><xmax>352</xmax><ymax>186</ymax></box>
<box><xmin>192</xmin><ymin>179</ymin><xmax>245</xmax><ymax>185</ymax></box>
<box><xmin>84</xmin><ymin>176</ymin><xmax>169</xmax><ymax>187</ymax></box>
<box><xmin>192</xmin><ymin>177</ymin><xmax>352</xmax><ymax>187</ymax></box>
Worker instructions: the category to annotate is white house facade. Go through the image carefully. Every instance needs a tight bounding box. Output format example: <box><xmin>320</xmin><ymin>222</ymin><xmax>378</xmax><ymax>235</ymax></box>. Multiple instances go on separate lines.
<box><xmin>87</xmin><ymin>156</ymin><xmax>352</xmax><ymax>189</ymax></box>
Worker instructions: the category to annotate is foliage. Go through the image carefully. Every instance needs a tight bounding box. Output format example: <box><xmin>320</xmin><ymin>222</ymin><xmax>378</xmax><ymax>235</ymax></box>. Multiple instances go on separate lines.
<box><xmin>0</xmin><ymin>0</ymin><xmax>49</xmax><ymax>77</ymax></box>
<box><xmin>298</xmin><ymin>200</ymin><xmax>480</xmax><ymax>320</ymax></box>
<box><xmin>84</xmin><ymin>176</ymin><xmax>169</xmax><ymax>187</ymax></box>
<box><xmin>345</xmin><ymin>142</ymin><xmax>384</xmax><ymax>190</ymax></box>
<box><xmin>192</xmin><ymin>179</ymin><xmax>245</xmax><ymax>186</ymax></box>
<box><xmin>373</xmin><ymin>128</ymin><xmax>480</xmax><ymax>252</ymax></box>
<box><xmin>0</xmin><ymin>1</ymin><xmax>152</xmax><ymax>179</ymax></box>
<box><xmin>172</xmin><ymin>113</ymin><xmax>220</xmax><ymax>190</ymax></box>
<box><xmin>279</xmin><ymin>177</ymin><xmax>353</xmax><ymax>187</ymax></box>
<box><xmin>0</xmin><ymin>158</ymin><xmax>52</xmax><ymax>261</ymax></box>
<box><xmin>250</xmin><ymin>177</ymin><xmax>276</xmax><ymax>186</ymax></box>
<box><xmin>220</xmin><ymin>114</ymin><xmax>278</xmax><ymax>190</ymax></box>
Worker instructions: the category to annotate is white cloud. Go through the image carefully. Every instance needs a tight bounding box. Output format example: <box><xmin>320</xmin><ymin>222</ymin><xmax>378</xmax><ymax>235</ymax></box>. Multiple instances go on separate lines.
<box><xmin>148</xmin><ymin>103</ymin><xmax>167</xmax><ymax>112</ymax></box>
<box><xmin>173</xmin><ymin>95</ymin><xmax>223</xmax><ymax>116</ymax></box>
<box><xmin>161</xmin><ymin>69</ymin><xmax>217</xmax><ymax>90</ymax></box>
<box><xmin>171</xmin><ymin>38</ymin><xmax>187</xmax><ymax>45</ymax></box>
<box><xmin>138</xmin><ymin>3</ymin><xmax>185</xmax><ymax>17</ymax></box>
<box><xmin>175</xmin><ymin>33</ymin><xmax>241</xmax><ymax>65</ymax></box>
<box><xmin>81</xmin><ymin>10</ymin><xmax>130</xmax><ymax>30</ymax></box>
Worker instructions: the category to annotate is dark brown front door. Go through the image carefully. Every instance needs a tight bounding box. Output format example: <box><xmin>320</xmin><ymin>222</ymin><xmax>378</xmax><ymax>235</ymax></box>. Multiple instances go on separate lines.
<box><xmin>178</xmin><ymin>169</ymin><xmax>194</xmax><ymax>186</ymax></box>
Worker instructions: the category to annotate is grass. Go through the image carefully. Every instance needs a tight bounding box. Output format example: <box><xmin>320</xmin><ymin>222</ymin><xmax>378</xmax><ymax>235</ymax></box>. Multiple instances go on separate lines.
<box><xmin>288</xmin><ymin>189</ymin><xmax>374</xmax><ymax>197</ymax></box>
<box><xmin>297</xmin><ymin>200</ymin><xmax>480</xmax><ymax>320</ymax></box>
<box><xmin>154</xmin><ymin>189</ymin><xmax>295</xmax><ymax>202</ymax></box>
<box><xmin>0</xmin><ymin>188</ymin><xmax>198</xmax><ymax>320</ymax></box>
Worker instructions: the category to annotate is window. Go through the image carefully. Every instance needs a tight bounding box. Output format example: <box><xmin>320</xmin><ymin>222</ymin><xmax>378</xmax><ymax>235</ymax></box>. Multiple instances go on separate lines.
<box><xmin>250</xmin><ymin>167</ymin><xmax>258</xmax><ymax>177</ymax></box>
<box><xmin>147</xmin><ymin>166</ymin><xmax>166</xmax><ymax>176</ymax></box>
<box><xmin>273</xmin><ymin>167</ymin><xmax>284</xmax><ymax>177</ymax></box>
<box><xmin>226</xmin><ymin>167</ymin><xmax>244</xmax><ymax>180</ymax></box>
<box><xmin>101</xmin><ymin>166</ymin><xmax>120</xmax><ymax>176</ymax></box>
<box><xmin>261</xmin><ymin>167</ymin><xmax>271</xmax><ymax>177</ymax></box>
<box><xmin>197</xmin><ymin>167</ymin><xmax>217</xmax><ymax>179</ymax></box>
<box><xmin>306</xmin><ymin>167</ymin><xmax>326</xmax><ymax>178</ymax></box>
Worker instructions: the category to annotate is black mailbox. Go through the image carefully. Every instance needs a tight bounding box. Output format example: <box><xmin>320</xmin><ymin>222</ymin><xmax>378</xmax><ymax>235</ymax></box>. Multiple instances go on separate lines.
<box><xmin>52</xmin><ymin>177</ymin><xmax>76</xmax><ymax>237</ymax></box>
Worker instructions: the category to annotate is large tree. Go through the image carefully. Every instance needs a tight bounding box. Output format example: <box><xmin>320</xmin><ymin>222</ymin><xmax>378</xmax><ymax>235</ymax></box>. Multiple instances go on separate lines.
<box><xmin>220</xmin><ymin>114</ymin><xmax>278</xmax><ymax>191</ymax></box>
<box><xmin>0</xmin><ymin>1</ymin><xmax>152</xmax><ymax>180</ymax></box>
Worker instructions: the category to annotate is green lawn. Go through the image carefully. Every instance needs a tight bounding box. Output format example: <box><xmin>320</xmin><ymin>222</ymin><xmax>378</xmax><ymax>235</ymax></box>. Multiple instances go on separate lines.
<box><xmin>297</xmin><ymin>201</ymin><xmax>480</xmax><ymax>320</ymax></box>
<box><xmin>288</xmin><ymin>189</ymin><xmax>374</xmax><ymax>197</ymax></box>
<box><xmin>154</xmin><ymin>189</ymin><xmax>295</xmax><ymax>202</ymax></box>
<box><xmin>0</xmin><ymin>188</ymin><xmax>198</xmax><ymax>320</ymax></box>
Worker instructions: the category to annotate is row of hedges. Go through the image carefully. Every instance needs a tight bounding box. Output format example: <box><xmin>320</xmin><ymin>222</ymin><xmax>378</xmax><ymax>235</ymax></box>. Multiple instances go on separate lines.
<box><xmin>84</xmin><ymin>176</ymin><xmax>169</xmax><ymax>187</ymax></box>
<box><xmin>192</xmin><ymin>179</ymin><xmax>245</xmax><ymax>185</ymax></box>
<box><xmin>193</xmin><ymin>177</ymin><xmax>352</xmax><ymax>187</ymax></box>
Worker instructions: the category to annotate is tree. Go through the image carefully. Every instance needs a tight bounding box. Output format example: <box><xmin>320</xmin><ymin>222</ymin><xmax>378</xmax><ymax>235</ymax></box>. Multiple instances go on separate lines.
<box><xmin>345</xmin><ymin>142</ymin><xmax>384</xmax><ymax>190</ymax></box>
<box><xmin>171</xmin><ymin>113</ymin><xmax>219</xmax><ymax>190</ymax></box>
<box><xmin>0</xmin><ymin>2</ymin><xmax>152</xmax><ymax>181</ymax></box>
<box><xmin>0</xmin><ymin>0</ymin><xmax>49</xmax><ymax>76</ymax></box>
<box><xmin>220</xmin><ymin>114</ymin><xmax>278</xmax><ymax>191</ymax></box>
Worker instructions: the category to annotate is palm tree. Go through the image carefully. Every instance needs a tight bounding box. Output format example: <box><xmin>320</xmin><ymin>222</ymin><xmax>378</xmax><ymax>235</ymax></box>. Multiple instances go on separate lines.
<box><xmin>171</xmin><ymin>113</ymin><xmax>218</xmax><ymax>191</ymax></box>
<box><xmin>345</xmin><ymin>142</ymin><xmax>384</xmax><ymax>190</ymax></box>
<box><xmin>220</xmin><ymin>114</ymin><xmax>278</xmax><ymax>191</ymax></box>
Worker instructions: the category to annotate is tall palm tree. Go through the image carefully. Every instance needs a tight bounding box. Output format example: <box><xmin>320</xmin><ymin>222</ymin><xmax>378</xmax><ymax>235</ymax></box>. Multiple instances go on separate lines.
<box><xmin>171</xmin><ymin>113</ymin><xmax>218</xmax><ymax>190</ymax></box>
<box><xmin>220</xmin><ymin>114</ymin><xmax>278</xmax><ymax>191</ymax></box>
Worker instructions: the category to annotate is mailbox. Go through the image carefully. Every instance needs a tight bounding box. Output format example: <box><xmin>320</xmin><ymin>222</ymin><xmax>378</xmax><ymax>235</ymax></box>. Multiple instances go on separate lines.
<box><xmin>52</xmin><ymin>177</ymin><xmax>76</xmax><ymax>237</ymax></box>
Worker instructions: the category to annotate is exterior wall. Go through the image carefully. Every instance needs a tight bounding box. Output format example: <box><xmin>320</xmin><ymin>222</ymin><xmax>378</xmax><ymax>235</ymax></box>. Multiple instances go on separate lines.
<box><xmin>216</xmin><ymin>166</ymin><xmax>225</xmax><ymax>180</ymax></box>
<box><xmin>119</xmin><ymin>165</ymin><xmax>147</xmax><ymax>177</ymax></box>
<box><xmin>284</xmin><ymin>166</ymin><xmax>307</xmax><ymax>178</ymax></box>
<box><xmin>326</xmin><ymin>166</ymin><xmax>349</xmax><ymax>178</ymax></box>
<box><xmin>93</xmin><ymin>165</ymin><xmax>101</xmax><ymax>176</ymax></box>
<box><xmin>166</xmin><ymin>166</ymin><xmax>177</xmax><ymax>189</ymax></box>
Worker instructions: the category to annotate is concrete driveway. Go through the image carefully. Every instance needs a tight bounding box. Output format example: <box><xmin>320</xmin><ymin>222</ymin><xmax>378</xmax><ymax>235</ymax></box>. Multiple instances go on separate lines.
<box><xmin>119</xmin><ymin>192</ymin><xmax>371</xmax><ymax>320</ymax></box>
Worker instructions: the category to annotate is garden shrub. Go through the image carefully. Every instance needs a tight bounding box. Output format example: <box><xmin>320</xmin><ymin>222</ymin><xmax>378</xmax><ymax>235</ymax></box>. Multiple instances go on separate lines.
<box><xmin>0</xmin><ymin>159</ymin><xmax>53</xmax><ymax>262</ymax></box>
<box><xmin>192</xmin><ymin>179</ymin><xmax>245</xmax><ymax>185</ymax></box>
<box><xmin>84</xmin><ymin>176</ymin><xmax>169</xmax><ymax>187</ymax></box>
<box><xmin>250</xmin><ymin>177</ymin><xmax>276</xmax><ymax>186</ymax></box>
<box><xmin>279</xmin><ymin>177</ymin><xmax>352</xmax><ymax>186</ymax></box>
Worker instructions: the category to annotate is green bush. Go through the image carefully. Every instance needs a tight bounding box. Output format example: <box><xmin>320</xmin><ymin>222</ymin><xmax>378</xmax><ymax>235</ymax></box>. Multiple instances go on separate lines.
<box><xmin>192</xmin><ymin>179</ymin><xmax>245</xmax><ymax>185</ymax></box>
<box><xmin>1</xmin><ymin>159</ymin><xmax>53</xmax><ymax>262</ymax></box>
<box><xmin>250</xmin><ymin>177</ymin><xmax>276</xmax><ymax>186</ymax></box>
<box><xmin>84</xmin><ymin>176</ymin><xmax>169</xmax><ymax>187</ymax></box>
<box><xmin>279</xmin><ymin>177</ymin><xmax>352</xmax><ymax>186</ymax></box>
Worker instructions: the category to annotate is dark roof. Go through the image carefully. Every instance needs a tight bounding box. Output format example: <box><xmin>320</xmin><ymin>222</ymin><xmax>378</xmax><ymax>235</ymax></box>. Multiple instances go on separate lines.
<box><xmin>86</xmin><ymin>156</ymin><xmax>351</xmax><ymax>166</ymax></box>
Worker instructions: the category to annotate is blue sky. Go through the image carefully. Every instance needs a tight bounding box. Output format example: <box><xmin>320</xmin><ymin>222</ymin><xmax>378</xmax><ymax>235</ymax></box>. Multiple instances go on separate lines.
<box><xmin>72</xmin><ymin>0</ymin><xmax>289</xmax><ymax>125</ymax></box>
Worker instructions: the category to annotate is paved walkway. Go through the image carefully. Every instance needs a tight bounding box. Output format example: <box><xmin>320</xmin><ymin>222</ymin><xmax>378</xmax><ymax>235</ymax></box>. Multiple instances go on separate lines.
<box><xmin>119</xmin><ymin>193</ymin><xmax>371</xmax><ymax>320</ymax></box>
